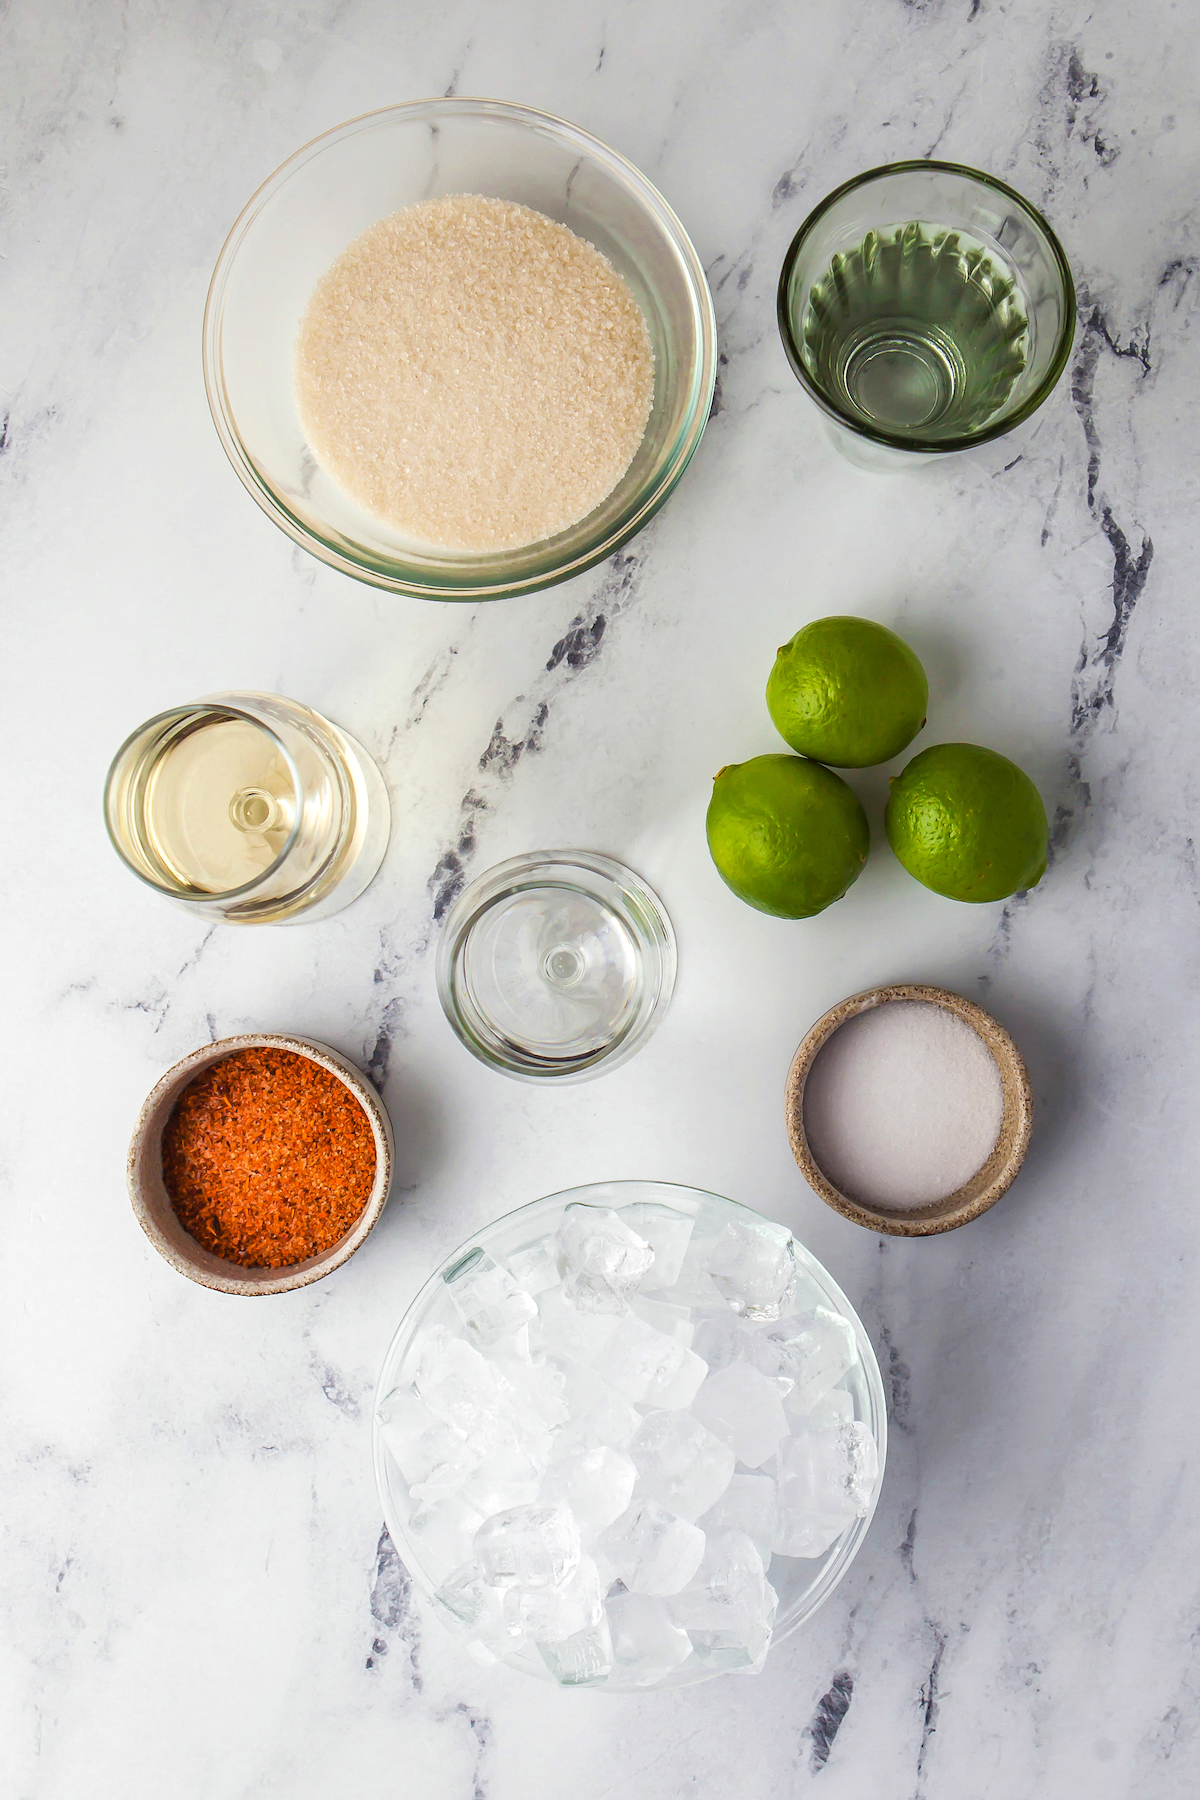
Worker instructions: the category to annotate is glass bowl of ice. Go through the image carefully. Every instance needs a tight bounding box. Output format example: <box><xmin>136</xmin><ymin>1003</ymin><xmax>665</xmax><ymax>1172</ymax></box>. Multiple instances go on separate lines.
<box><xmin>372</xmin><ymin>1181</ymin><xmax>886</xmax><ymax>1690</ymax></box>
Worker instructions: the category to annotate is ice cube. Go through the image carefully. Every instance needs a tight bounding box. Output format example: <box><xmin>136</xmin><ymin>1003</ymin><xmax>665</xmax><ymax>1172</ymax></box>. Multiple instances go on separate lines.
<box><xmin>474</xmin><ymin>1502</ymin><xmax>581</xmax><ymax>1588</ymax></box>
<box><xmin>492</xmin><ymin>1322</ymin><xmax>532</xmax><ymax>1362</ymax></box>
<box><xmin>461</xmin><ymin>1440</ymin><xmax>543</xmax><ymax>1515</ymax></box>
<box><xmin>553</xmin><ymin>1385</ymin><xmax>643</xmax><ymax>1456</ymax></box>
<box><xmin>434</xmin><ymin>1561</ymin><xmax>526</xmax><ymax>1663</ymax></box>
<box><xmin>489</xmin><ymin>1351</ymin><xmax>570</xmax><ymax>1435</ymax></box>
<box><xmin>691</xmin><ymin>1310</ymin><xmax>758</xmax><ymax>1375</ymax></box>
<box><xmin>408</xmin><ymin>1443</ymin><xmax>482</xmax><ymax>1505</ymax></box>
<box><xmin>692</xmin><ymin>1314</ymin><xmax>802</xmax><ymax>1415</ymax></box>
<box><xmin>630</xmin><ymin>1295</ymin><xmax>696</xmax><ymax>1346</ymax></box>
<box><xmin>620</xmin><ymin>1203</ymin><xmax>695</xmax><ymax>1290</ymax></box>
<box><xmin>669</xmin><ymin>1529</ymin><xmax>770</xmax><ymax>1632</ymax></box>
<box><xmin>504</xmin><ymin>1553</ymin><xmax>604</xmax><ymax>1640</ymax></box>
<box><xmin>668</xmin><ymin>1529</ymin><xmax>778</xmax><ymax>1669</ymax></box>
<box><xmin>776</xmin><ymin>1309</ymin><xmax>859</xmax><ymax>1414</ymax></box>
<box><xmin>504</xmin><ymin>1236</ymin><xmax>561</xmax><ymax>1297</ymax></box>
<box><xmin>698</xmin><ymin>1473</ymin><xmax>777</xmax><ymax>1563</ymax></box>
<box><xmin>690</xmin><ymin>1361</ymin><xmax>790</xmax><ymax>1469</ymax></box>
<box><xmin>772</xmin><ymin>1420</ymin><xmax>879</xmax><ymax>1558</ymax></box>
<box><xmin>407</xmin><ymin>1493</ymin><xmax>486</xmax><ymax>1573</ymax></box>
<box><xmin>805</xmin><ymin>1388</ymin><xmax>854</xmax><ymax>1431</ymax></box>
<box><xmin>444</xmin><ymin>1249</ymin><xmax>538</xmax><ymax>1346</ymax></box>
<box><xmin>542</xmin><ymin>1444</ymin><xmax>637</xmax><ymax>1541</ymax></box>
<box><xmin>690</xmin><ymin>1608</ymin><xmax>775</xmax><ymax>1675</ymax></box>
<box><xmin>555</xmin><ymin>1205</ymin><xmax>654</xmax><ymax>1312</ymax></box>
<box><xmin>532</xmin><ymin>1286</ymin><xmax>623</xmax><ymax>1362</ymax></box>
<box><xmin>376</xmin><ymin>1387</ymin><xmax>475</xmax><ymax>1492</ymax></box>
<box><xmin>840</xmin><ymin>1420</ymin><xmax>880</xmax><ymax>1512</ymax></box>
<box><xmin>538</xmin><ymin>1614</ymin><xmax>614</xmax><ymax>1685</ymax></box>
<box><xmin>413</xmin><ymin>1328</ymin><xmax>510</xmax><ymax>1432</ymax></box>
<box><xmin>707</xmin><ymin>1220</ymin><xmax>797</xmax><ymax>1321</ymax></box>
<box><xmin>597</xmin><ymin>1498</ymin><xmax>707</xmax><ymax>1596</ymax></box>
<box><xmin>590</xmin><ymin>1539</ymin><xmax>619</xmax><ymax>1597</ymax></box>
<box><xmin>630</xmin><ymin>1409</ymin><xmax>735</xmax><ymax>1522</ymax></box>
<box><xmin>607</xmin><ymin>1592</ymin><xmax>693</xmax><ymax>1685</ymax></box>
<box><xmin>603</xmin><ymin>1313</ymin><xmax>708</xmax><ymax>1410</ymax></box>
<box><xmin>664</xmin><ymin>1230</ymin><xmax>726</xmax><ymax>1306</ymax></box>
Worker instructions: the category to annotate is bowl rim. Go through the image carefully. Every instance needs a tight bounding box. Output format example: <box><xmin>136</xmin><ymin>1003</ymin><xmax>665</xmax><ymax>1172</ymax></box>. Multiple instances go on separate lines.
<box><xmin>127</xmin><ymin>1032</ymin><xmax>394</xmax><ymax>1294</ymax></box>
<box><xmin>776</xmin><ymin>158</ymin><xmax>1077</xmax><ymax>455</ymax></box>
<box><xmin>785</xmin><ymin>983</ymin><xmax>1033</xmax><ymax>1237</ymax></box>
<box><xmin>371</xmin><ymin>1178</ymin><xmax>888</xmax><ymax>1687</ymax></box>
<box><xmin>202</xmin><ymin>95</ymin><xmax>717</xmax><ymax>600</ymax></box>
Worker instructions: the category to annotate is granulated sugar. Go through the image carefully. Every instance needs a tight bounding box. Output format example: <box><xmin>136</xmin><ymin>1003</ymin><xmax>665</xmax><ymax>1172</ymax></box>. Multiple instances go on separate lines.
<box><xmin>294</xmin><ymin>195</ymin><xmax>654</xmax><ymax>551</ymax></box>
<box><xmin>802</xmin><ymin>1001</ymin><xmax>1004</xmax><ymax>1210</ymax></box>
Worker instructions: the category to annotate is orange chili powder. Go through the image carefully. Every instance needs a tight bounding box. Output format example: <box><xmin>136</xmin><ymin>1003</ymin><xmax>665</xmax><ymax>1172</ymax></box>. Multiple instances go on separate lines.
<box><xmin>162</xmin><ymin>1047</ymin><xmax>376</xmax><ymax>1268</ymax></box>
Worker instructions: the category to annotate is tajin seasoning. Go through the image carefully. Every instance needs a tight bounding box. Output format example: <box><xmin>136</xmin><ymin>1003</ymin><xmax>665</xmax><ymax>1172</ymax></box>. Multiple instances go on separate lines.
<box><xmin>162</xmin><ymin>1047</ymin><xmax>376</xmax><ymax>1267</ymax></box>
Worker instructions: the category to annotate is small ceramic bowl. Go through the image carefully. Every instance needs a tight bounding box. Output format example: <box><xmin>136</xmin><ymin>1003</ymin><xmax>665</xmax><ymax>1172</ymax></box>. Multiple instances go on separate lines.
<box><xmin>128</xmin><ymin>1033</ymin><xmax>394</xmax><ymax>1294</ymax></box>
<box><xmin>785</xmin><ymin>984</ymin><xmax>1032</xmax><ymax>1237</ymax></box>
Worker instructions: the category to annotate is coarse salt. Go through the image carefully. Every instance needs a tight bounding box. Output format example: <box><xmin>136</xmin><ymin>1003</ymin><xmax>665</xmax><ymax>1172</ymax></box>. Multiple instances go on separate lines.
<box><xmin>294</xmin><ymin>194</ymin><xmax>654</xmax><ymax>552</ymax></box>
<box><xmin>801</xmin><ymin>1001</ymin><xmax>1004</xmax><ymax>1210</ymax></box>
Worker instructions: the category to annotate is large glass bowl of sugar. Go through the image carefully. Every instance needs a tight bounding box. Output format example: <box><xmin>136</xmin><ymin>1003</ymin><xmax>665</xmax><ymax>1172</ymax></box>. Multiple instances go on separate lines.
<box><xmin>203</xmin><ymin>98</ymin><xmax>716</xmax><ymax>600</ymax></box>
<box><xmin>372</xmin><ymin>1181</ymin><xmax>886</xmax><ymax>1690</ymax></box>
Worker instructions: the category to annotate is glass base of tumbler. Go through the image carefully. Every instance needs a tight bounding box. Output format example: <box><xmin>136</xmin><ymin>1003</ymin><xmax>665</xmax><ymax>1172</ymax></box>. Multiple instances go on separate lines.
<box><xmin>435</xmin><ymin>852</ymin><xmax>677</xmax><ymax>1083</ymax></box>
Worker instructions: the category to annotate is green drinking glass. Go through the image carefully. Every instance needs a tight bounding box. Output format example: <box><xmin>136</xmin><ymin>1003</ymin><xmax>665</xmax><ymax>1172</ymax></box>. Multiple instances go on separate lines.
<box><xmin>777</xmin><ymin>161</ymin><xmax>1076</xmax><ymax>470</ymax></box>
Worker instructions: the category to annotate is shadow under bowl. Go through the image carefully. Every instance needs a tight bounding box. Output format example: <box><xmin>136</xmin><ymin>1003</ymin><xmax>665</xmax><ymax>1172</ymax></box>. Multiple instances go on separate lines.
<box><xmin>785</xmin><ymin>984</ymin><xmax>1032</xmax><ymax>1237</ymax></box>
<box><xmin>128</xmin><ymin>1033</ymin><xmax>394</xmax><ymax>1294</ymax></box>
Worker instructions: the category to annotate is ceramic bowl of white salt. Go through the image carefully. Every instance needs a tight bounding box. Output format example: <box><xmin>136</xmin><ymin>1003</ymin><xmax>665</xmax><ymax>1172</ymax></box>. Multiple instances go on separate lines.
<box><xmin>372</xmin><ymin>1181</ymin><xmax>886</xmax><ymax>1689</ymax></box>
<box><xmin>785</xmin><ymin>984</ymin><xmax>1033</xmax><ymax>1238</ymax></box>
<box><xmin>204</xmin><ymin>99</ymin><xmax>716</xmax><ymax>600</ymax></box>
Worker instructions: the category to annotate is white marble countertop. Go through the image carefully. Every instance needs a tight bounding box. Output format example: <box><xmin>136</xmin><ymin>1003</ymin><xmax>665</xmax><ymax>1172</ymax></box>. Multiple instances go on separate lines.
<box><xmin>4</xmin><ymin>1</ymin><xmax>1199</xmax><ymax>1794</ymax></box>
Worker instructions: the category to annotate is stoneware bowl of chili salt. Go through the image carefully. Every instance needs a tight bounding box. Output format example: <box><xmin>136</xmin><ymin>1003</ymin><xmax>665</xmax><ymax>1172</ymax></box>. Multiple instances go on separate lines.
<box><xmin>785</xmin><ymin>985</ymin><xmax>1032</xmax><ymax>1238</ymax></box>
<box><xmin>128</xmin><ymin>1034</ymin><xmax>393</xmax><ymax>1295</ymax></box>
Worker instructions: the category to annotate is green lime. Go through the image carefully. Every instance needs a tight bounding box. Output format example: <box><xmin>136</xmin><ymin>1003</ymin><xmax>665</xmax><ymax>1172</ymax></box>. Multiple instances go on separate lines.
<box><xmin>886</xmin><ymin>742</ymin><xmax>1048</xmax><ymax>902</ymax></box>
<box><xmin>707</xmin><ymin>754</ymin><xmax>870</xmax><ymax>918</ymax></box>
<box><xmin>766</xmin><ymin>615</ymin><xmax>929</xmax><ymax>767</ymax></box>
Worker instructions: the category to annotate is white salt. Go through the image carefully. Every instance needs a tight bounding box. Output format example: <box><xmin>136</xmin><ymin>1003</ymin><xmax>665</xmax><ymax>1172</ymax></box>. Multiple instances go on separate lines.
<box><xmin>294</xmin><ymin>195</ymin><xmax>654</xmax><ymax>552</ymax></box>
<box><xmin>802</xmin><ymin>1001</ymin><xmax>1004</xmax><ymax>1211</ymax></box>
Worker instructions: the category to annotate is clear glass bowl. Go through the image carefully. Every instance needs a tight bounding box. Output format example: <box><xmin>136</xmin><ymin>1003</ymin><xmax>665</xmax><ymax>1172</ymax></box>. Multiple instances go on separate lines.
<box><xmin>777</xmin><ymin>160</ymin><xmax>1075</xmax><ymax>468</ymax></box>
<box><xmin>203</xmin><ymin>99</ymin><xmax>716</xmax><ymax>599</ymax></box>
<box><xmin>372</xmin><ymin>1181</ymin><xmax>887</xmax><ymax>1691</ymax></box>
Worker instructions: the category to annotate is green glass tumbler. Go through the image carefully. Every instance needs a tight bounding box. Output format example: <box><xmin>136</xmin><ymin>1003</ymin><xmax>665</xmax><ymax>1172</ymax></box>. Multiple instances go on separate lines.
<box><xmin>778</xmin><ymin>161</ymin><xmax>1076</xmax><ymax>470</ymax></box>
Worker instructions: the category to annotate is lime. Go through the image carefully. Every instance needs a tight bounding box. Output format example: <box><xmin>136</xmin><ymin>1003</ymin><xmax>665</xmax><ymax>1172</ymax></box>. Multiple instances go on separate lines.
<box><xmin>766</xmin><ymin>615</ymin><xmax>928</xmax><ymax>767</ymax></box>
<box><xmin>707</xmin><ymin>754</ymin><xmax>870</xmax><ymax>918</ymax></box>
<box><xmin>886</xmin><ymin>743</ymin><xmax>1048</xmax><ymax>902</ymax></box>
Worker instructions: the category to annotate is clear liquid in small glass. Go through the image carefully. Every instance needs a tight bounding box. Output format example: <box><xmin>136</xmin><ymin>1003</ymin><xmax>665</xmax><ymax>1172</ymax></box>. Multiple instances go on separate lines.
<box><xmin>436</xmin><ymin>852</ymin><xmax>676</xmax><ymax>1082</ymax></box>
<box><xmin>104</xmin><ymin>692</ymin><xmax>389</xmax><ymax>924</ymax></box>
<box><xmin>464</xmin><ymin>885</ymin><xmax>643</xmax><ymax>1059</ymax></box>
<box><xmin>800</xmin><ymin>223</ymin><xmax>1030</xmax><ymax>441</ymax></box>
<box><xmin>141</xmin><ymin>716</ymin><xmax>299</xmax><ymax>892</ymax></box>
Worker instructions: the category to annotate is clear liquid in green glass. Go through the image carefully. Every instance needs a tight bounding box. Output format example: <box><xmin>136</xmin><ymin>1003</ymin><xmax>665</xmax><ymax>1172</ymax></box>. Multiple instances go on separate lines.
<box><xmin>799</xmin><ymin>223</ymin><xmax>1030</xmax><ymax>442</ymax></box>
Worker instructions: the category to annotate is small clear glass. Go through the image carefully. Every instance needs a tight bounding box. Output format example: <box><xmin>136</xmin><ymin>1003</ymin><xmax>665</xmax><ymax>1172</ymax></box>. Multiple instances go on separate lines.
<box><xmin>436</xmin><ymin>852</ymin><xmax>676</xmax><ymax>1081</ymax></box>
<box><xmin>104</xmin><ymin>691</ymin><xmax>390</xmax><ymax>924</ymax></box>
<box><xmin>778</xmin><ymin>160</ymin><xmax>1076</xmax><ymax>470</ymax></box>
<box><xmin>372</xmin><ymin>1181</ymin><xmax>888</xmax><ymax>1690</ymax></box>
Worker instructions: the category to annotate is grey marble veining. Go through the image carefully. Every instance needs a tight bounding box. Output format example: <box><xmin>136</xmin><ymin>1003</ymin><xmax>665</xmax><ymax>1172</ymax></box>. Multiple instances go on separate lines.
<box><xmin>3</xmin><ymin>1</ymin><xmax>1199</xmax><ymax>1795</ymax></box>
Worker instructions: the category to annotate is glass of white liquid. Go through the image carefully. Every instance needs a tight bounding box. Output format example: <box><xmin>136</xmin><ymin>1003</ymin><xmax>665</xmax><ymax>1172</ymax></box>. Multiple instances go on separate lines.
<box><xmin>104</xmin><ymin>691</ymin><xmax>390</xmax><ymax>923</ymax></box>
